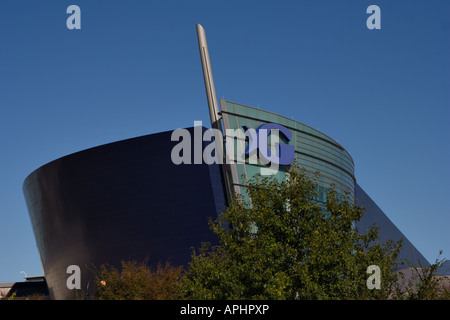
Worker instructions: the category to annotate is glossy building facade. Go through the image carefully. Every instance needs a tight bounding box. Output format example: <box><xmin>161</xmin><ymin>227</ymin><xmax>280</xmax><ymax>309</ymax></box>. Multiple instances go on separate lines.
<box><xmin>355</xmin><ymin>185</ymin><xmax>429</xmax><ymax>268</ymax></box>
<box><xmin>23</xmin><ymin>101</ymin><xmax>429</xmax><ymax>299</ymax></box>
<box><xmin>220</xmin><ymin>100</ymin><xmax>428</xmax><ymax>268</ymax></box>
<box><xmin>23</xmin><ymin>127</ymin><xmax>226</xmax><ymax>299</ymax></box>
<box><xmin>23</xmin><ymin>24</ymin><xmax>429</xmax><ymax>299</ymax></box>
<box><xmin>221</xmin><ymin>100</ymin><xmax>355</xmax><ymax>201</ymax></box>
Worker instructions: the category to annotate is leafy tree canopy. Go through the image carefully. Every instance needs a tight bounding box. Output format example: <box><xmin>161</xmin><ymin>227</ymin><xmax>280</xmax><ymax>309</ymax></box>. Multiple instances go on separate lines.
<box><xmin>182</xmin><ymin>165</ymin><xmax>402</xmax><ymax>299</ymax></box>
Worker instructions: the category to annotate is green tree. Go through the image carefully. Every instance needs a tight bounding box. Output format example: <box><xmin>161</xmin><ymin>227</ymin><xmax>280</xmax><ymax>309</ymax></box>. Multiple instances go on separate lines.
<box><xmin>94</xmin><ymin>260</ymin><xmax>184</xmax><ymax>300</ymax></box>
<box><xmin>182</xmin><ymin>166</ymin><xmax>402</xmax><ymax>299</ymax></box>
<box><xmin>392</xmin><ymin>252</ymin><xmax>449</xmax><ymax>300</ymax></box>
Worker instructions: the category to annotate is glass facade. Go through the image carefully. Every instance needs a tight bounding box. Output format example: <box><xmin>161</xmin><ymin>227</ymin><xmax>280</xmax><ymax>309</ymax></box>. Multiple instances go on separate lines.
<box><xmin>219</xmin><ymin>100</ymin><xmax>429</xmax><ymax>268</ymax></box>
<box><xmin>220</xmin><ymin>100</ymin><xmax>356</xmax><ymax>201</ymax></box>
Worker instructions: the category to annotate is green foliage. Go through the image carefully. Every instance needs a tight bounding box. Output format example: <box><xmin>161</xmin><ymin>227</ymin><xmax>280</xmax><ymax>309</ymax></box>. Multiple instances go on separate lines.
<box><xmin>182</xmin><ymin>166</ymin><xmax>402</xmax><ymax>299</ymax></box>
<box><xmin>392</xmin><ymin>252</ymin><xmax>450</xmax><ymax>300</ymax></box>
<box><xmin>90</xmin><ymin>165</ymin><xmax>448</xmax><ymax>300</ymax></box>
<box><xmin>7</xmin><ymin>291</ymin><xmax>17</xmax><ymax>300</ymax></box>
<box><xmin>0</xmin><ymin>291</ymin><xmax>46</xmax><ymax>300</ymax></box>
<box><xmin>94</xmin><ymin>260</ymin><xmax>184</xmax><ymax>300</ymax></box>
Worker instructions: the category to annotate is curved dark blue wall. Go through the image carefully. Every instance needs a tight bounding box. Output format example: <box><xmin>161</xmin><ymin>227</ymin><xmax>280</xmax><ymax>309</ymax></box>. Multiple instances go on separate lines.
<box><xmin>23</xmin><ymin>127</ymin><xmax>226</xmax><ymax>299</ymax></box>
<box><xmin>355</xmin><ymin>184</ymin><xmax>429</xmax><ymax>268</ymax></box>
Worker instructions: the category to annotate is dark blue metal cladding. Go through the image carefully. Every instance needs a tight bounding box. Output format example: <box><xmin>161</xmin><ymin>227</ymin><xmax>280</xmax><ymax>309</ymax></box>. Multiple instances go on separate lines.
<box><xmin>355</xmin><ymin>184</ymin><xmax>429</xmax><ymax>269</ymax></box>
<box><xmin>23</xmin><ymin>127</ymin><xmax>226</xmax><ymax>300</ymax></box>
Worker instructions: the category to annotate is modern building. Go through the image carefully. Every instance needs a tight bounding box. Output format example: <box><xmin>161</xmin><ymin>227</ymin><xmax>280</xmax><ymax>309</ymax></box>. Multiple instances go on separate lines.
<box><xmin>220</xmin><ymin>99</ymin><xmax>428</xmax><ymax>269</ymax></box>
<box><xmin>23</xmin><ymin>127</ymin><xmax>226</xmax><ymax>299</ymax></box>
<box><xmin>23</xmin><ymin>25</ymin><xmax>429</xmax><ymax>299</ymax></box>
<box><xmin>0</xmin><ymin>276</ymin><xmax>48</xmax><ymax>300</ymax></box>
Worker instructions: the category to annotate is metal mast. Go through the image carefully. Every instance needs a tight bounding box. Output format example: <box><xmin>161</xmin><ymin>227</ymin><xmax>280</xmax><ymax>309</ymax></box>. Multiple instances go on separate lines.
<box><xmin>196</xmin><ymin>24</ymin><xmax>240</xmax><ymax>201</ymax></box>
<box><xmin>196</xmin><ymin>24</ymin><xmax>222</xmax><ymax>132</ymax></box>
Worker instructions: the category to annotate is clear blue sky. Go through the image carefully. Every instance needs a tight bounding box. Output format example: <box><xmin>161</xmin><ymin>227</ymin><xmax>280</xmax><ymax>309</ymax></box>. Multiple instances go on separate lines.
<box><xmin>0</xmin><ymin>0</ymin><xmax>449</xmax><ymax>282</ymax></box>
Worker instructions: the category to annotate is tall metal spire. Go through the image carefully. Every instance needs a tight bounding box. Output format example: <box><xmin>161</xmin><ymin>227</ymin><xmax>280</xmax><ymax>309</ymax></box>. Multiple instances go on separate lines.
<box><xmin>196</xmin><ymin>24</ymin><xmax>222</xmax><ymax>132</ymax></box>
<box><xmin>196</xmin><ymin>24</ymin><xmax>240</xmax><ymax>201</ymax></box>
